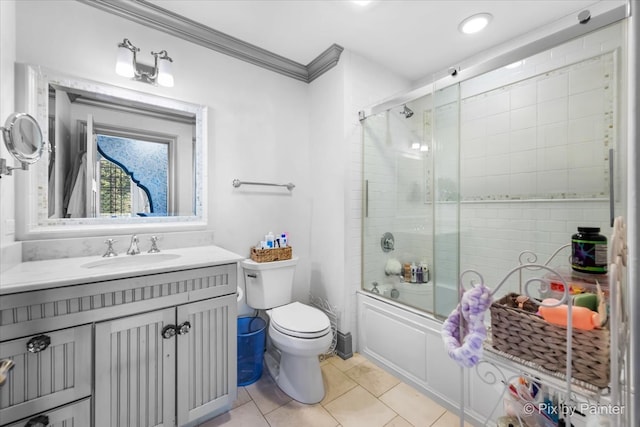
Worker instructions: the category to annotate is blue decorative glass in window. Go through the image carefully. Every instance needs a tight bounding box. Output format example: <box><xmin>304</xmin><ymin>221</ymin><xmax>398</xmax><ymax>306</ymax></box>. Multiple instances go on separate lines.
<box><xmin>96</xmin><ymin>135</ymin><xmax>168</xmax><ymax>215</ymax></box>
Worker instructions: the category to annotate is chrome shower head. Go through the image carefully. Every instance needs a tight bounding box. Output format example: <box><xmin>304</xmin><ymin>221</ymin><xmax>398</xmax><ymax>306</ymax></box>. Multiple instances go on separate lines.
<box><xmin>400</xmin><ymin>105</ymin><xmax>414</xmax><ymax>118</ymax></box>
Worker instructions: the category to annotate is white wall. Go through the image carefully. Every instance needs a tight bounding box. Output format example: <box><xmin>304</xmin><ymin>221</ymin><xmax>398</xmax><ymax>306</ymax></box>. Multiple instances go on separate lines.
<box><xmin>6</xmin><ymin>1</ymin><xmax>409</xmax><ymax>330</ymax></box>
<box><xmin>11</xmin><ymin>1</ymin><xmax>314</xmax><ymax>301</ymax></box>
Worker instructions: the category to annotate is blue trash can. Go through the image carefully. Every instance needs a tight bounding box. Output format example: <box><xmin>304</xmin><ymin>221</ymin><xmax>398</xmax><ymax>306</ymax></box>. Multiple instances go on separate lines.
<box><xmin>237</xmin><ymin>316</ymin><xmax>267</xmax><ymax>386</ymax></box>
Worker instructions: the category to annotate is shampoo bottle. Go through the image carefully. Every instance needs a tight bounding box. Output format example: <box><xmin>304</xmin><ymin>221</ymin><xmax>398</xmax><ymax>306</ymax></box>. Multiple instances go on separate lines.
<box><xmin>538</xmin><ymin>298</ymin><xmax>600</xmax><ymax>330</ymax></box>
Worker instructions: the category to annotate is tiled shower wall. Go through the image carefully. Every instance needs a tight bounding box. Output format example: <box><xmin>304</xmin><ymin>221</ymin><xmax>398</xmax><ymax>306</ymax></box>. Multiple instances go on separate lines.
<box><xmin>458</xmin><ymin>22</ymin><xmax>625</xmax><ymax>294</ymax></box>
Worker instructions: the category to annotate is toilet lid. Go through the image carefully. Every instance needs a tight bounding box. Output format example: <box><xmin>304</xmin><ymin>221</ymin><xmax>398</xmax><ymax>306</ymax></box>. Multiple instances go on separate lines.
<box><xmin>270</xmin><ymin>302</ymin><xmax>331</xmax><ymax>339</ymax></box>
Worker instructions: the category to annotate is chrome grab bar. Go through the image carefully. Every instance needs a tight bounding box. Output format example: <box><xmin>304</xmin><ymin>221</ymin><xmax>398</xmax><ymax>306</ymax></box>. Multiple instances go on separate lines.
<box><xmin>232</xmin><ymin>179</ymin><xmax>295</xmax><ymax>191</ymax></box>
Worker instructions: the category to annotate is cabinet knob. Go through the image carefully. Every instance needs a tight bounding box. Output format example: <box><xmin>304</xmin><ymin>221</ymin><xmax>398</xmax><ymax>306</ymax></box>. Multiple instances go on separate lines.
<box><xmin>26</xmin><ymin>335</ymin><xmax>51</xmax><ymax>353</ymax></box>
<box><xmin>25</xmin><ymin>415</ymin><xmax>49</xmax><ymax>426</ymax></box>
<box><xmin>177</xmin><ymin>321</ymin><xmax>191</xmax><ymax>335</ymax></box>
<box><xmin>161</xmin><ymin>325</ymin><xmax>177</xmax><ymax>339</ymax></box>
<box><xmin>0</xmin><ymin>359</ymin><xmax>15</xmax><ymax>386</ymax></box>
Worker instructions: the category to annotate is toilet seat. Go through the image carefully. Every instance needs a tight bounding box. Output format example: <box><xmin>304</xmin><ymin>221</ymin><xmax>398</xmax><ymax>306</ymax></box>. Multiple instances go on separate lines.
<box><xmin>270</xmin><ymin>301</ymin><xmax>331</xmax><ymax>339</ymax></box>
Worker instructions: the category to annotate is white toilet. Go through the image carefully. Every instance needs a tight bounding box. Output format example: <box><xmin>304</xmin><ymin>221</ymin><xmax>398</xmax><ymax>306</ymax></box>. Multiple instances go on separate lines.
<box><xmin>241</xmin><ymin>256</ymin><xmax>332</xmax><ymax>404</ymax></box>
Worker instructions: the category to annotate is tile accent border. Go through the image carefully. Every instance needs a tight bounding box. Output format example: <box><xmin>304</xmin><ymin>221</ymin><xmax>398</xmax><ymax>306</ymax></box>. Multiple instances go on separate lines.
<box><xmin>78</xmin><ymin>0</ymin><xmax>344</xmax><ymax>83</ymax></box>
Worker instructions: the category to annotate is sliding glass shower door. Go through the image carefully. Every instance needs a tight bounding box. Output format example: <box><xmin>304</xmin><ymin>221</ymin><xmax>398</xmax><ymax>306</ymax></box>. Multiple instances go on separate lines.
<box><xmin>362</xmin><ymin>86</ymin><xmax>460</xmax><ymax>317</ymax></box>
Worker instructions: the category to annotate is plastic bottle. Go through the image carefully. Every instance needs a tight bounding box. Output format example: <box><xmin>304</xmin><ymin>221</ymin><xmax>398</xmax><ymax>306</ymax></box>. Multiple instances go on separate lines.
<box><xmin>403</xmin><ymin>263</ymin><xmax>411</xmax><ymax>282</ymax></box>
<box><xmin>420</xmin><ymin>261</ymin><xmax>430</xmax><ymax>283</ymax></box>
<box><xmin>410</xmin><ymin>262</ymin><xmax>417</xmax><ymax>283</ymax></box>
<box><xmin>265</xmin><ymin>232</ymin><xmax>275</xmax><ymax>248</ymax></box>
<box><xmin>571</xmin><ymin>227</ymin><xmax>607</xmax><ymax>274</ymax></box>
<box><xmin>538</xmin><ymin>298</ymin><xmax>600</xmax><ymax>330</ymax></box>
<box><xmin>280</xmin><ymin>233</ymin><xmax>288</xmax><ymax>247</ymax></box>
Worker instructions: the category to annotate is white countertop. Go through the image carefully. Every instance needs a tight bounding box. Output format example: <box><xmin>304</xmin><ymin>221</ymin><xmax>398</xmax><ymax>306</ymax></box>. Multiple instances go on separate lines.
<box><xmin>0</xmin><ymin>245</ymin><xmax>244</xmax><ymax>295</ymax></box>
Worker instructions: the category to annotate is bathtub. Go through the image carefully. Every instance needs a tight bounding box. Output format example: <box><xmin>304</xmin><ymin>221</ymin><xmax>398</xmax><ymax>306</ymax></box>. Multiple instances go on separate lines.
<box><xmin>356</xmin><ymin>290</ymin><xmax>503</xmax><ymax>426</ymax></box>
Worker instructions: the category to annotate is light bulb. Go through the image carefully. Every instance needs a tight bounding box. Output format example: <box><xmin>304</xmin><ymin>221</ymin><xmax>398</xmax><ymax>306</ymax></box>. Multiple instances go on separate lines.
<box><xmin>157</xmin><ymin>57</ymin><xmax>174</xmax><ymax>87</ymax></box>
<box><xmin>115</xmin><ymin>46</ymin><xmax>135</xmax><ymax>78</ymax></box>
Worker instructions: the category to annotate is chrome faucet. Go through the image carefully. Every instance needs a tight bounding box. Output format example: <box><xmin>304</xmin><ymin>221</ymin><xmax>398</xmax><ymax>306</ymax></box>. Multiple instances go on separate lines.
<box><xmin>148</xmin><ymin>235</ymin><xmax>160</xmax><ymax>253</ymax></box>
<box><xmin>126</xmin><ymin>235</ymin><xmax>140</xmax><ymax>255</ymax></box>
<box><xmin>103</xmin><ymin>239</ymin><xmax>118</xmax><ymax>257</ymax></box>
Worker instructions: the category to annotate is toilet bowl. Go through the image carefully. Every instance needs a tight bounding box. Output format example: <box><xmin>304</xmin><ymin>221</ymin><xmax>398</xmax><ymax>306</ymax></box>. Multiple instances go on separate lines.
<box><xmin>241</xmin><ymin>258</ymin><xmax>332</xmax><ymax>404</ymax></box>
<box><xmin>265</xmin><ymin>302</ymin><xmax>332</xmax><ymax>403</ymax></box>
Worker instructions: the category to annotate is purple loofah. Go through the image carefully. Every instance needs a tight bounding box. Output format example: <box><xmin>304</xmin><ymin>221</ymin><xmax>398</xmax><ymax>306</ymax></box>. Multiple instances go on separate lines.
<box><xmin>441</xmin><ymin>284</ymin><xmax>492</xmax><ymax>368</ymax></box>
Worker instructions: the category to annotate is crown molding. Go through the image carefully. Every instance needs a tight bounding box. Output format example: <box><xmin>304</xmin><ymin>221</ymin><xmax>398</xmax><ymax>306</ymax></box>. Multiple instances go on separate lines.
<box><xmin>78</xmin><ymin>0</ymin><xmax>343</xmax><ymax>83</ymax></box>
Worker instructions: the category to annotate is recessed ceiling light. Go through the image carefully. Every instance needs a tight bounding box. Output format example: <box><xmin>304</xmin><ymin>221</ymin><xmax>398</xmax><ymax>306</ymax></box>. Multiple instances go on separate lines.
<box><xmin>459</xmin><ymin>13</ymin><xmax>493</xmax><ymax>34</ymax></box>
<box><xmin>352</xmin><ymin>0</ymin><xmax>372</xmax><ymax>6</ymax></box>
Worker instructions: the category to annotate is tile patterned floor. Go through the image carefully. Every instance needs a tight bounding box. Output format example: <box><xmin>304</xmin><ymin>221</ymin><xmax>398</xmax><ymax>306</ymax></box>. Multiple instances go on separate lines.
<box><xmin>200</xmin><ymin>353</ymin><xmax>472</xmax><ymax>427</ymax></box>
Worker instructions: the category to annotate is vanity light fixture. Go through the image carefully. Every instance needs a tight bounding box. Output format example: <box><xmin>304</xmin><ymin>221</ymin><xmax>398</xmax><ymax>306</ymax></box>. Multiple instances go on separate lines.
<box><xmin>505</xmin><ymin>60</ymin><xmax>523</xmax><ymax>69</ymax></box>
<box><xmin>459</xmin><ymin>13</ymin><xmax>493</xmax><ymax>34</ymax></box>
<box><xmin>116</xmin><ymin>38</ymin><xmax>174</xmax><ymax>87</ymax></box>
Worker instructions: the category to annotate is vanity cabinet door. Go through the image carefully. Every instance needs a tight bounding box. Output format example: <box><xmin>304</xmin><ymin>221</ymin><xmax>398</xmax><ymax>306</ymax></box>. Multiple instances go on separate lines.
<box><xmin>94</xmin><ymin>308</ymin><xmax>176</xmax><ymax>427</ymax></box>
<box><xmin>176</xmin><ymin>294</ymin><xmax>237</xmax><ymax>426</ymax></box>
<box><xmin>0</xmin><ymin>325</ymin><xmax>91</xmax><ymax>426</ymax></box>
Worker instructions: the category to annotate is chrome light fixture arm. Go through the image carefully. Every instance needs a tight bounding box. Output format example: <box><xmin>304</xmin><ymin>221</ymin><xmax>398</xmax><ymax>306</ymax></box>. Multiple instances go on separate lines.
<box><xmin>117</xmin><ymin>38</ymin><xmax>173</xmax><ymax>86</ymax></box>
<box><xmin>147</xmin><ymin>50</ymin><xmax>172</xmax><ymax>81</ymax></box>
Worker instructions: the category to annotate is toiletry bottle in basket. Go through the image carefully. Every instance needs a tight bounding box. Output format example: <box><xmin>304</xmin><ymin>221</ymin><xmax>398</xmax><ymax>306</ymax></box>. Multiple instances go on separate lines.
<box><xmin>538</xmin><ymin>298</ymin><xmax>600</xmax><ymax>330</ymax></box>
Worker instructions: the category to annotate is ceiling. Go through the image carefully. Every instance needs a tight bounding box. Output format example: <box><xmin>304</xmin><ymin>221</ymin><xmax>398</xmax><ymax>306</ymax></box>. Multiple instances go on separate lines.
<box><xmin>147</xmin><ymin>0</ymin><xmax>601</xmax><ymax>82</ymax></box>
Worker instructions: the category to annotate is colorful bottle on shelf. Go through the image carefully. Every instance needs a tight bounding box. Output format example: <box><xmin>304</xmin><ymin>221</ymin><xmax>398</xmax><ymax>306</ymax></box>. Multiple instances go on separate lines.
<box><xmin>538</xmin><ymin>298</ymin><xmax>600</xmax><ymax>330</ymax></box>
<box><xmin>571</xmin><ymin>227</ymin><xmax>607</xmax><ymax>274</ymax></box>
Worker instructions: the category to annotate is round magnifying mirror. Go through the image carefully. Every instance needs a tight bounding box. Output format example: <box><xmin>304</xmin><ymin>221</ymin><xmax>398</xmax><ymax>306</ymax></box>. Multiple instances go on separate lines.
<box><xmin>1</xmin><ymin>113</ymin><xmax>45</xmax><ymax>165</ymax></box>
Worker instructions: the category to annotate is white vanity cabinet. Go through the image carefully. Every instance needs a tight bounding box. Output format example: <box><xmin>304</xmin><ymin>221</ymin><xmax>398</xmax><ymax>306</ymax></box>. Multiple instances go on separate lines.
<box><xmin>0</xmin><ymin>260</ymin><xmax>238</xmax><ymax>427</ymax></box>
<box><xmin>94</xmin><ymin>294</ymin><xmax>236</xmax><ymax>427</ymax></box>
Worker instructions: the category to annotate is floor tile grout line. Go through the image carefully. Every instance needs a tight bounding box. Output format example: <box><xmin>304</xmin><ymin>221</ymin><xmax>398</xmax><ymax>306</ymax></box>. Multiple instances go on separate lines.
<box><xmin>428</xmin><ymin>409</ymin><xmax>449</xmax><ymax>426</ymax></box>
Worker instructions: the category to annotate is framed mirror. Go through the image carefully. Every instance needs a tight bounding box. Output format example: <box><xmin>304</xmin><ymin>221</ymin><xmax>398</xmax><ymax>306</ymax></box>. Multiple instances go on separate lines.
<box><xmin>16</xmin><ymin>63</ymin><xmax>207</xmax><ymax>239</ymax></box>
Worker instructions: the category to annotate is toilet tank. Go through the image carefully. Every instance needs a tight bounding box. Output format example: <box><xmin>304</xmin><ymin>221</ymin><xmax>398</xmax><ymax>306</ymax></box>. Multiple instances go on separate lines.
<box><xmin>241</xmin><ymin>257</ymin><xmax>298</xmax><ymax>309</ymax></box>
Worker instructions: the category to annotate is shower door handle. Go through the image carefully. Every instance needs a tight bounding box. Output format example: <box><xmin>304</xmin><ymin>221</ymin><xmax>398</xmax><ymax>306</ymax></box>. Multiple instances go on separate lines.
<box><xmin>365</xmin><ymin>179</ymin><xmax>369</xmax><ymax>218</ymax></box>
<box><xmin>609</xmin><ymin>148</ymin><xmax>614</xmax><ymax>227</ymax></box>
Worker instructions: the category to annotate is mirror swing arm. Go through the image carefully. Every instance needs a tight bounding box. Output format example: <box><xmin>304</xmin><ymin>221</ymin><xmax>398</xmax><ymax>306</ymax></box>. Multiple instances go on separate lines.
<box><xmin>0</xmin><ymin>158</ymin><xmax>27</xmax><ymax>177</ymax></box>
<box><xmin>1</xmin><ymin>112</ymin><xmax>46</xmax><ymax>177</ymax></box>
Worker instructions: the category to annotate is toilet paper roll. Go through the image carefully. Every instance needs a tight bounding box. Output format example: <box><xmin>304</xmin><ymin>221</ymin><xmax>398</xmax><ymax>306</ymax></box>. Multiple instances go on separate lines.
<box><xmin>236</xmin><ymin>286</ymin><xmax>244</xmax><ymax>302</ymax></box>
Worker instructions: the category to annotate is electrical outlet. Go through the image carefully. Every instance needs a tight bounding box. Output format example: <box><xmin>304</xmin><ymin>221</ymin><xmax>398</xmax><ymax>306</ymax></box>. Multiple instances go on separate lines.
<box><xmin>4</xmin><ymin>219</ymin><xmax>15</xmax><ymax>236</ymax></box>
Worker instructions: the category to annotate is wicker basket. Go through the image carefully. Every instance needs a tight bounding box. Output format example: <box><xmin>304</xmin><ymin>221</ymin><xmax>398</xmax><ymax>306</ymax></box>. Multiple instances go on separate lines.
<box><xmin>250</xmin><ymin>246</ymin><xmax>292</xmax><ymax>263</ymax></box>
<box><xmin>490</xmin><ymin>293</ymin><xmax>610</xmax><ymax>388</ymax></box>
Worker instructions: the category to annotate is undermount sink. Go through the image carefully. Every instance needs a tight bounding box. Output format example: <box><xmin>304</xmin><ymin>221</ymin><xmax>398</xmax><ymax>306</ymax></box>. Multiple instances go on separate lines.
<box><xmin>81</xmin><ymin>253</ymin><xmax>181</xmax><ymax>269</ymax></box>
